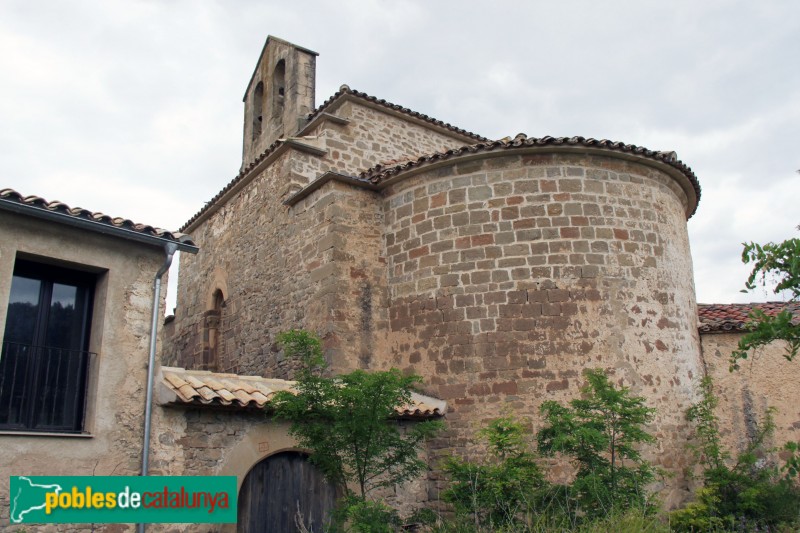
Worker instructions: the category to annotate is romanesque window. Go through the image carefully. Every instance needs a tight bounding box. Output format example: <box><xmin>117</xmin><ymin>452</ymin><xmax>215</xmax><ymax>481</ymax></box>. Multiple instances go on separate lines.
<box><xmin>251</xmin><ymin>81</ymin><xmax>264</xmax><ymax>140</ymax></box>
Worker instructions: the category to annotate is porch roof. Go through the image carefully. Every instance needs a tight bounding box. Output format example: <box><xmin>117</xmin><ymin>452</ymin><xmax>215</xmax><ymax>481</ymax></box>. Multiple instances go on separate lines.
<box><xmin>157</xmin><ymin>366</ymin><xmax>447</xmax><ymax>419</ymax></box>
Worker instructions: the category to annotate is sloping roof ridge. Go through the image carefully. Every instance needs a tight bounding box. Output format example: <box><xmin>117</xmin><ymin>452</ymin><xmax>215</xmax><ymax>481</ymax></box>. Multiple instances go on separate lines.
<box><xmin>0</xmin><ymin>188</ymin><xmax>195</xmax><ymax>246</ymax></box>
<box><xmin>180</xmin><ymin>138</ymin><xmax>284</xmax><ymax>232</ymax></box>
<box><xmin>356</xmin><ymin>133</ymin><xmax>702</xmax><ymax>216</ymax></box>
<box><xmin>307</xmin><ymin>84</ymin><xmax>490</xmax><ymax>143</ymax></box>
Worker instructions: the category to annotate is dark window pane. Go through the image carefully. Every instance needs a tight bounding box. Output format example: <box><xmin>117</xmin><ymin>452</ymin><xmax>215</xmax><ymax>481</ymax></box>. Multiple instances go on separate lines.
<box><xmin>3</xmin><ymin>276</ymin><xmax>42</xmax><ymax>344</ymax></box>
<box><xmin>45</xmin><ymin>283</ymin><xmax>83</xmax><ymax>350</ymax></box>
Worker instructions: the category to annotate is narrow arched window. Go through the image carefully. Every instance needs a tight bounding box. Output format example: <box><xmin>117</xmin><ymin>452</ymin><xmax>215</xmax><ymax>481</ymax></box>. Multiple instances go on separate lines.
<box><xmin>252</xmin><ymin>81</ymin><xmax>264</xmax><ymax>140</ymax></box>
<box><xmin>271</xmin><ymin>60</ymin><xmax>285</xmax><ymax>120</ymax></box>
<box><xmin>202</xmin><ymin>289</ymin><xmax>225</xmax><ymax>371</ymax></box>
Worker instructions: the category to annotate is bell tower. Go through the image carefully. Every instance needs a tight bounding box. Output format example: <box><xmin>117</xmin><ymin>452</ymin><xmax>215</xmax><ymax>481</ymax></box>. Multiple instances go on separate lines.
<box><xmin>242</xmin><ymin>36</ymin><xmax>317</xmax><ymax>168</ymax></box>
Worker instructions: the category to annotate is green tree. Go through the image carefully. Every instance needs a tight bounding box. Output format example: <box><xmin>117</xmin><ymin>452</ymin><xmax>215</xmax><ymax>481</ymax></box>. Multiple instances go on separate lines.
<box><xmin>442</xmin><ymin>415</ymin><xmax>546</xmax><ymax>531</ymax></box>
<box><xmin>271</xmin><ymin>330</ymin><xmax>443</xmax><ymax>529</ymax></box>
<box><xmin>731</xmin><ymin>237</ymin><xmax>800</xmax><ymax>370</ymax></box>
<box><xmin>537</xmin><ymin>369</ymin><xmax>657</xmax><ymax>520</ymax></box>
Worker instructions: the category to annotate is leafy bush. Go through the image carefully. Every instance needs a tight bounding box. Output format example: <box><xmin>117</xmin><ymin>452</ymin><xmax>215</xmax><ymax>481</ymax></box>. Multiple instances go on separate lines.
<box><xmin>671</xmin><ymin>376</ymin><xmax>800</xmax><ymax>531</ymax></box>
<box><xmin>442</xmin><ymin>415</ymin><xmax>546</xmax><ymax>531</ymax></box>
<box><xmin>537</xmin><ymin>369</ymin><xmax>658</xmax><ymax>521</ymax></box>
<box><xmin>331</xmin><ymin>496</ymin><xmax>402</xmax><ymax>533</ymax></box>
<box><xmin>732</xmin><ymin>238</ymin><xmax>800</xmax><ymax>369</ymax></box>
<box><xmin>441</xmin><ymin>370</ymin><xmax>659</xmax><ymax>530</ymax></box>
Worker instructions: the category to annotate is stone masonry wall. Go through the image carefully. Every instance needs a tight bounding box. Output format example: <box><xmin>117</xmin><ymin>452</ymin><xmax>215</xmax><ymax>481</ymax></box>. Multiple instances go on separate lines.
<box><xmin>700</xmin><ymin>332</ymin><xmax>800</xmax><ymax>460</ymax></box>
<box><xmin>166</xmin><ymin>149</ymin><xmax>360</xmax><ymax>377</ymax></box>
<box><xmin>165</xmin><ymin>101</ymin><xmax>472</xmax><ymax>376</ymax></box>
<box><xmin>313</xmin><ymin>100</ymin><xmax>470</xmax><ymax>176</ymax></box>
<box><xmin>381</xmin><ymin>151</ymin><xmax>701</xmax><ymax>508</ymax></box>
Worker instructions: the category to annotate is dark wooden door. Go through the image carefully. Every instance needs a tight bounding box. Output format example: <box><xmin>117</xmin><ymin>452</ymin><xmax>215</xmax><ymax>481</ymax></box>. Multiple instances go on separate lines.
<box><xmin>238</xmin><ymin>451</ymin><xmax>337</xmax><ymax>533</ymax></box>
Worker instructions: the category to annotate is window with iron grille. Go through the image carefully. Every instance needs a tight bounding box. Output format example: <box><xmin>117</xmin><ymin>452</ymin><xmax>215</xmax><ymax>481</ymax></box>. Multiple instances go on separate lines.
<box><xmin>0</xmin><ymin>259</ymin><xmax>95</xmax><ymax>432</ymax></box>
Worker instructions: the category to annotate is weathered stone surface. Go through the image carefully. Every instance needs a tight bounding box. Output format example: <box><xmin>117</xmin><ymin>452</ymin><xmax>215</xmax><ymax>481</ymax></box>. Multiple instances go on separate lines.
<box><xmin>382</xmin><ymin>153</ymin><xmax>702</xmax><ymax>507</ymax></box>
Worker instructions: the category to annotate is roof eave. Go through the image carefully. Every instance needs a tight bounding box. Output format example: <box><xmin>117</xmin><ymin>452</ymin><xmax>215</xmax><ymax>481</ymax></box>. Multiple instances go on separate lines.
<box><xmin>363</xmin><ymin>141</ymin><xmax>701</xmax><ymax>219</ymax></box>
<box><xmin>0</xmin><ymin>198</ymin><xmax>198</xmax><ymax>253</ymax></box>
<box><xmin>284</xmin><ymin>171</ymin><xmax>379</xmax><ymax>207</ymax></box>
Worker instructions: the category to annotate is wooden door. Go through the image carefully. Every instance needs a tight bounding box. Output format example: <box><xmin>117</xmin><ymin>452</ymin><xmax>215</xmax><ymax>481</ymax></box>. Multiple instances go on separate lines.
<box><xmin>237</xmin><ymin>451</ymin><xmax>337</xmax><ymax>533</ymax></box>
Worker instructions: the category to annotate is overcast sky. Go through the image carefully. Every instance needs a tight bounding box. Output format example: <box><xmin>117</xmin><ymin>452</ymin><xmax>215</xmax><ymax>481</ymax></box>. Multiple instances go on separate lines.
<box><xmin>2</xmin><ymin>0</ymin><xmax>798</xmax><ymax>306</ymax></box>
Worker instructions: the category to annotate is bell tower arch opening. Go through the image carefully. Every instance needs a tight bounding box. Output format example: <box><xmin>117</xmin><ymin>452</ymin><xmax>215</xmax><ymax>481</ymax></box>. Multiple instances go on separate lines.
<box><xmin>270</xmin><ymin>59</ymin><xmax>286</xmax><ymax>131</ymax></box>
<box><xmin>251</xmin><ymin>81</ymin><xmax>264</xmax><ymax>141</ymax></box>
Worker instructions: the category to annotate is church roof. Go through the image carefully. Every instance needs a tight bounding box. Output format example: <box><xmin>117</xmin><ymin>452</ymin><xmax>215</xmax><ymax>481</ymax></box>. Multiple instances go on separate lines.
<box><xmin>698</xmin><ymin>302</ymin><xmax>800</xmax><ymax>333</ymax></box>
<box><xmin>0</xmin><ymin>188</ymin><xmax>197</xmax><ymax>251</ymax></box>
<box><xmin>356</xmin><ymin>133</ymin><xmax>701</xmax><ymax>216</ymax></box>
<box><xmin>157</xmin><ymin>366</ymin><xmax>447</xmax><ymax>419</ymax></box>
<box><xmin>305</xmin><ymin>85</ymin><xmax>489</xmax><ymax>143</ymax></box>
<box><xmin>181</xmin><ymin>87</ymin><xmax>490</xmax><ymax>232</ymax></box>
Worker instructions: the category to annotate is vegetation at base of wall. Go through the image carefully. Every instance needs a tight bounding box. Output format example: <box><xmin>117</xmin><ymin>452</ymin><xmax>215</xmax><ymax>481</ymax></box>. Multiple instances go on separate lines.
<box><xmin>426</xmin><ymin>509</ymin><xmax>671</xmax><ymax>533</ymax></box>
<box><xmin>670</xmin><ymin>376</ymin><xmax>800</xmax><ymax>532</ymax></box>
<box><xmin>273</xmin><ymin>332</ymin><xmax>799</xmax><ymax>532</ymax></box>
<box><xmin>732</xmin><ymin>237</ymin><xmax>800</xmax><ymax>370</ymax></box>
<box><xmin>271</xmin><ymin>329</ymin><xmax>443</xmax><ymax>532</ymax></box>
<box><xmin>537</xmin><ymin>369</ymin><xmax>659</xmax><ymax>522</ymax></box>
<box><xmin>439</xmin><ymin>369</ymin><xmax>659</xmax><ymax>532</ymax></box>
<box><xmin>442</xmin><ymin>415</ymin><xmax>546</xmax><ymax>531</ymax></box>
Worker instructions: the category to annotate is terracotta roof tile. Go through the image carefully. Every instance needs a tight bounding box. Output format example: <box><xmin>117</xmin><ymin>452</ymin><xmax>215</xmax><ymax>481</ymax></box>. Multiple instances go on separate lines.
<box><xmin>698</xmin><ymin>302</ymin><xmax>800</xmax><ymax>333</ymax></box>
<box><xmin>0</xmin><ymin>188</ymin><xmax>195</xmax><ymax>246</ymax></box>
<box><xmin>158</xmin><ymin>367</ymin><xmax>447</xmax><ymax>419</ymax></box>
<box><xmin>307</xmin><ymin>85</ymin><xmax>489</xmax><ymax>143</ymax></box>
<box><xmin>357</xmin><ymin>133</ymin><xmax>701</xmax><ymax>216</ymax></box>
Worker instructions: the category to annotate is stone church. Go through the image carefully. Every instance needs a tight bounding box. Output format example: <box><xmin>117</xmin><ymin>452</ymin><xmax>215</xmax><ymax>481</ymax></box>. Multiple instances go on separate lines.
<box><xmin>155</xmin><ymin>35</ymin><xmax>800</xmax><ymax>521</ymax></box>
<box><xmin>2</xmin><ymin>33</ymin><xmax>797</xmax><ymax>532</ymax></box>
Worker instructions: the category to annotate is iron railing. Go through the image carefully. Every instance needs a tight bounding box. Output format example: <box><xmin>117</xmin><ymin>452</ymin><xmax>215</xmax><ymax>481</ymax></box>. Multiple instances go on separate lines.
<box><xmin>0</xmin><ymin>340</ymin><xmax>95</xmax><ymax>432</ymax></box>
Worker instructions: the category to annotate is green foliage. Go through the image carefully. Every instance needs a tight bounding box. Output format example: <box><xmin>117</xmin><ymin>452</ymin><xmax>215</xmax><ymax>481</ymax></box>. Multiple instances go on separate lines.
<box><xmin>672</xmin><ymin>377</ymin><xmax>800</xmax><ymax>531</ymax></box>
<box><xmin>441</xmin><ymin>372</ymin><xmax>660</xmax><ymax>530</ymax></box>
<box><xmin>537</xmin><ymin>369</ymin><xmax>658</xmax><ymax>520</ymax></box>
<box><xmin>684</xmin><ymin>376</ymin><xmax>729</xmax><ymax>471</ymax></box>
<box><xmin>442</xmin><ymin>415</ymin><xmax>546</xmax><ymax>531</ymax></box>
<box><xmin>732</xmin><ymin>238</ymin><xmax>800</xmax><ymax>370</ymax></box>
<box><xmin>331</xmin><ymin>496</ymin><xmax>401</xmax><ymax>533</ymax></box>
<box><xmin>271</xmin><ymin>329</ymin><xmax>443</xmax><ymax>525</ymax></box>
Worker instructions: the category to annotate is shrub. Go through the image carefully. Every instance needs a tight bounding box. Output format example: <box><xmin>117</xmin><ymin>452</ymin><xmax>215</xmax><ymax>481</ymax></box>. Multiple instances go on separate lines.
<box><xmin>442</xmin><ymin>415</ymin><xmax>546</xmax><ymax>531</ymax></box>
<box><xmin>537</xmin><ymin>369</ymin><xmax>658</xmax><ymax>521</ymax></box>
<box><xmin>671</xmin><ymin>376</ymin><xmax>800</xmax><ymax>531</ymax></box>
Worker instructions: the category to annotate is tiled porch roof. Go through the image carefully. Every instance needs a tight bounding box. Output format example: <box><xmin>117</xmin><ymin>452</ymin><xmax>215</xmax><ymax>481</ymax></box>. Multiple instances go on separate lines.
<box><xmin>157</xmin><ymin>366</ymin><xmax>447</xmax><ymax>419</ymax></box>
<box><xmin>0</xmin><ymin>188</ymin><xmax>196</xmax><ymax>250</ymax></box>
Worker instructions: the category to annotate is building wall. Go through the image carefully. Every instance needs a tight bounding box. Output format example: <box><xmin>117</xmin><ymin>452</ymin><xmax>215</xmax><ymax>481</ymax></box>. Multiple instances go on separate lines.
<box><xmin>146</xmin><ymin>406</ymin><xmax>429</xmax><ymax>532</ymax></box>
<box><xmin>0</xmin><ymin>211</ymin><xmax>165</xmax><ymax>529</ymax></box>
<box><xmin>165</xmin><ymin>101</ymin><xmax>471</xmax><ymax>376</ymax></box>
<box><xmin>700</xmin><ymin>332</ymin><xmax>800</xmax><ymax>458</ymax></box>
<box><xmin>380</xmin><ymin>151</ymin><xmax>701</xmax><ymax>507</ymax></box>
<box><xmin>312</xmin><ymin>100</ymin><xmax>472</xmax><ymax>176</ymax></box>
